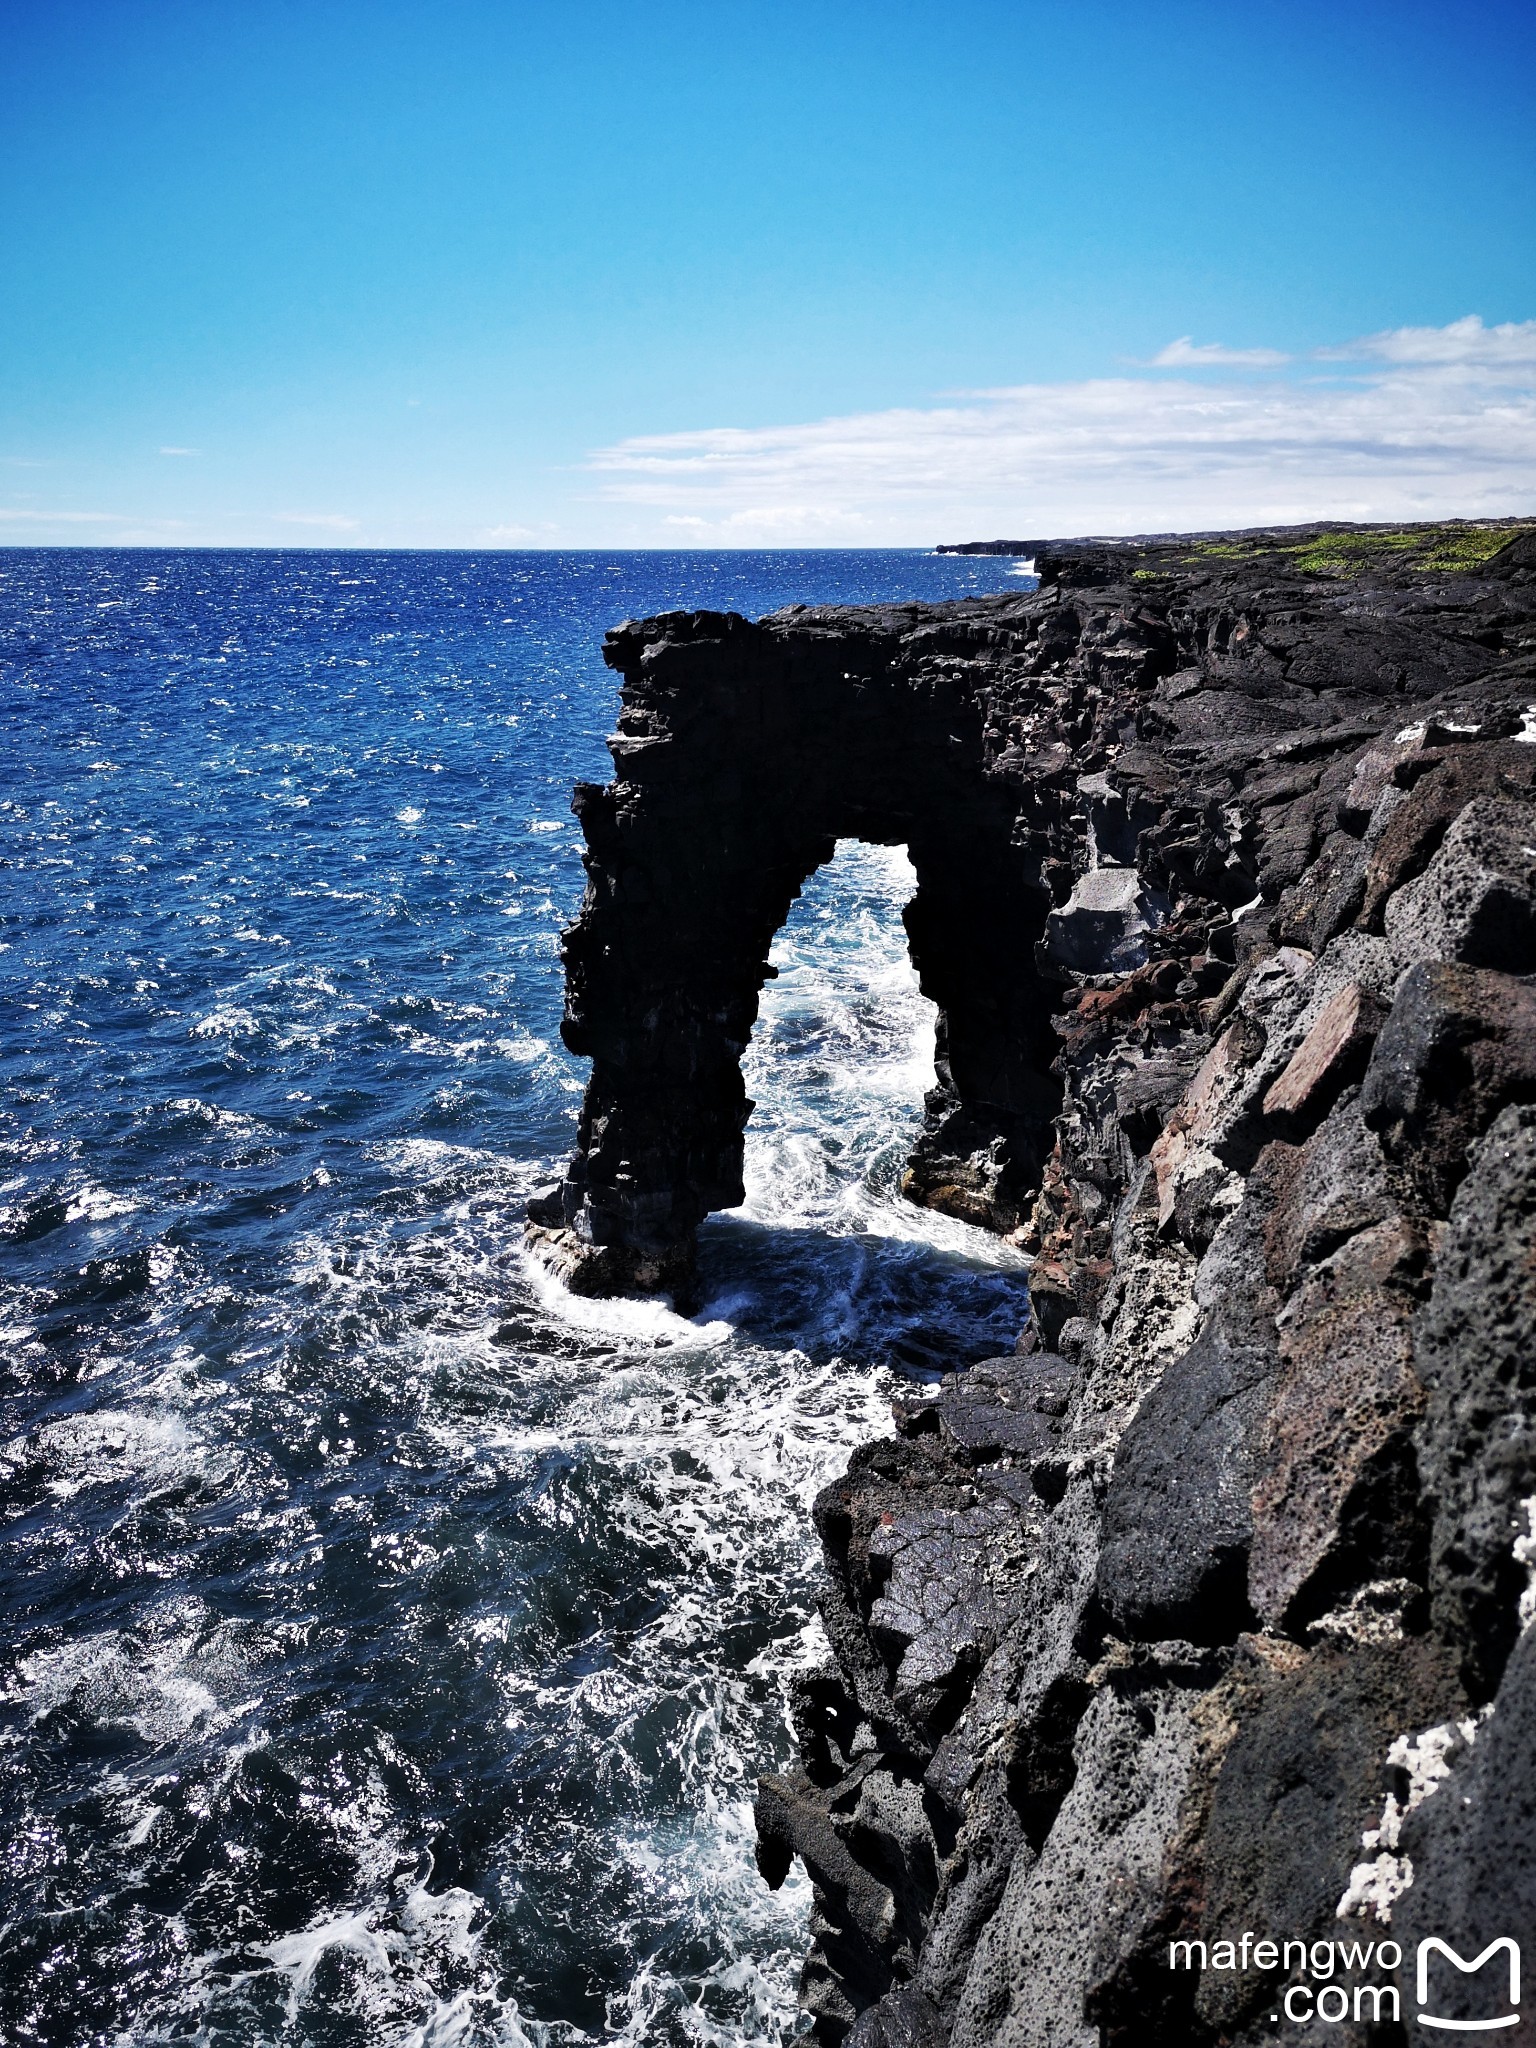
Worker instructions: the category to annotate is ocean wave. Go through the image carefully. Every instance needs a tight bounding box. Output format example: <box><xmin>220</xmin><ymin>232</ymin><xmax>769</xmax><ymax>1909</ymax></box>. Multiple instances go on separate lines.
<box><xmin>0</xmin><ymin>546</ymin><xmax>1025</xmax><ymax>2047</ymax></box>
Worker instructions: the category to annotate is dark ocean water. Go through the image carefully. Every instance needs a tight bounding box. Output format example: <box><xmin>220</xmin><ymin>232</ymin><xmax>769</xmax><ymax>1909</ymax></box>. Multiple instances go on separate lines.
<box><xmin>0</xmin><ymin>550</ymin><xmax>1035</xmax><ymax>2048</ymax></box>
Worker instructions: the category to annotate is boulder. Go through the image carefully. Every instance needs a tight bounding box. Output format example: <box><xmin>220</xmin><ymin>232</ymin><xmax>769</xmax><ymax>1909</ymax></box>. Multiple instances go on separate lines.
<box><xmin>1040</xmin><ymin>865</ymin><xmax>1170</xmax><ymax>976</ymax></box>
<box><xmin>1384</xmin><ymin>794</ymin><xmax>1536</xmax><ymax>972</ymax></box>
<box><xmin>1412</xmin><ymin>1104</ymin><xmax>1536</xmax><ymax>1696</ymax></box>
<box><xmin>1360</xmin><ymin>962</ymin><xmax>1536</xmax><ymax>1213</ymax></box>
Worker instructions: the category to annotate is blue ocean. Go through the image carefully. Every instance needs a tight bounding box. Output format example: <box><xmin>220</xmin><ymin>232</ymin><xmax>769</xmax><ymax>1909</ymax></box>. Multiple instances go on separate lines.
<box><xmin>0</xmin><ymin>549</ymin><xmax>1035</xmax><ymax>2048</ymax></box>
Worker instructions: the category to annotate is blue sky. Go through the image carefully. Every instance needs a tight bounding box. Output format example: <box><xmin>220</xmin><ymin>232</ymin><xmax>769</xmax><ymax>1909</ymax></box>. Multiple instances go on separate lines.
<box><xmin>3</xmin><ymin>0</ymin><xmax>1534</xmax><ymax>545</ymax></box>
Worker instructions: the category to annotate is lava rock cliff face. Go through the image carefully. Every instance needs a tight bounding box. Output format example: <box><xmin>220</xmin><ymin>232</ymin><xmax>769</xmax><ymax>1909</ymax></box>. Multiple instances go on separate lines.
<box><xmin>532</xmin><ymin>522</ymin><xmax>1536</xmax><ymax>2043</ymax></box>
<box><xmin>526</xmin><ymin>598</ymin><xmax>1072</xmax><ymax>1297</ymax></box>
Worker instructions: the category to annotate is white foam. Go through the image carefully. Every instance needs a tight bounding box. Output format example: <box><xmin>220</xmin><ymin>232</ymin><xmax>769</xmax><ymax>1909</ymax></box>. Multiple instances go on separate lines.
<box><xmin>10</xmin><ymin>1606</ymin><xmax>250</xmax><ymax>1745</ymax></box>
<box><xmin>10</xmin><ymin>810</ymin><xmax>1030</xmax><ymax>2047</ymax></box>
<box><xmin>189</xmin><ymin>1007</ymin><xmax>261</xmax><ymax>1039</ymax></box>
<box><xmin>516</xmin><ymin>1246</ymin><xmax>734</xmax><ymax>1347</ymax></box>
<box><xmin>739</xmin><ymin>842</ymin><xmax>935</xmax><ymax>1232</ymax></box>
<box><xmin>260</xmin><ymin>1909</ymin><xmax>405</xmax><ymax>2002</ymax></box>
<box><xmin>64</xmin><ymin>1184</ymin><xmax>137</xmax><ymax>1223</ymax></box>
<box><xmin>30</xmin><ymin>1407</ymin><xmax>213</xmax><ymax>1495</ymax></box>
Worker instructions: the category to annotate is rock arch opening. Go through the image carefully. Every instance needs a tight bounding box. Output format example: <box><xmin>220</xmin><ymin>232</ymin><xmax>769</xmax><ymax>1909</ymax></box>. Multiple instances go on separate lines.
<box><xmin>735</xmin><ymin>838</ymin><xmax>936</xmax><ymax>1232</ymax></box>
<box><xmin>526</xmin><ymin>605</ymin><xmax>1066</xmax><ymax>1302</ymax></box>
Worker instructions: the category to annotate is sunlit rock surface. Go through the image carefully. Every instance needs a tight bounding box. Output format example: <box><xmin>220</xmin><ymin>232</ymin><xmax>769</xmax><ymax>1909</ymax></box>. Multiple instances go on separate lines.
<box><xmin>537</xmin><ymin>520</ymin><xmax>1536</xmax><ymax>2043</ymax></box>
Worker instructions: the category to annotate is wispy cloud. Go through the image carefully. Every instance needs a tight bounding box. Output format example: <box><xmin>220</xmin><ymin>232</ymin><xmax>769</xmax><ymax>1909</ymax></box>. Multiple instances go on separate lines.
<box><xmin>1149</xmin><ymin>337</ymin><xmax>1291</xmax><ymax>369</ymax></box>
<box><xmin>0</xmin><ymin>507</ymin><xmax>200</xmax><ymax>545</ymax></box>
<box><xmin>1322</xmin><ymin>314</ymin><xmax>1536</xmax><ymax>367</ymax></box>
<box><xmin>588</xmin><ymin>316</ymin><xmax>1536</xmax><ymax>543</ymax></box>
<box><xmin>0</xmin><ymin>504</ymin><xmax>364</xmax><ymax>546</ymax></box>
<box><xmin>0</xmin><ymin>506</ymin><xmax>131</xmax><ymax>525</ymax></box>
<box><xmin>158</xmin><ymin>445</ymin><xmax>202</xmax><ymax>457</ymax></box>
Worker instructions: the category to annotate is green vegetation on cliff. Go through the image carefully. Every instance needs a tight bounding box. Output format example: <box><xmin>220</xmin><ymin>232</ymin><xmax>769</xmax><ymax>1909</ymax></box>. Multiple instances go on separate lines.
<box><xmin>1182</xmin><ymin>519</ymin><xmax>1534</xmax><ymax>580</ymax></box>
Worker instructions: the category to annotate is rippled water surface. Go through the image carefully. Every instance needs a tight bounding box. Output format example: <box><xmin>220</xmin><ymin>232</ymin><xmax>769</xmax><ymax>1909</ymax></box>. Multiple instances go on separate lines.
<box><xmin>0</xmin><ymin>550</ymin><xmax>1032</xmax><ymax>2047</ymax></box>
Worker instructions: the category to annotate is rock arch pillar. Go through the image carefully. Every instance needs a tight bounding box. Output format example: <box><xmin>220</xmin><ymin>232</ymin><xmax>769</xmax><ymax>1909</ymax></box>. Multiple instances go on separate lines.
<box><xmin>526</xmin><ymin>605</ymin><xmax>1063</xmax><ymax>1299</ymax></box>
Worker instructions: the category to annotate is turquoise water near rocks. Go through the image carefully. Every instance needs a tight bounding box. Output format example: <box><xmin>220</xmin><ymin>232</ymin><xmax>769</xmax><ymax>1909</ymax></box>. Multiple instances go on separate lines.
<box><xmin>0</xmin><ymin>550</ymin><xmax>1033</xmax><ymax>2046</ymax></box>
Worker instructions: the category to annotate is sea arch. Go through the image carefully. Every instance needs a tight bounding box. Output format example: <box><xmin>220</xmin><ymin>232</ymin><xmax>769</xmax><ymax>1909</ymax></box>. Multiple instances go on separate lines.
<box><xmin>526</xmin><ymin>605</ymin><xmax>1065</xmax><ymax>1301</ymax></box>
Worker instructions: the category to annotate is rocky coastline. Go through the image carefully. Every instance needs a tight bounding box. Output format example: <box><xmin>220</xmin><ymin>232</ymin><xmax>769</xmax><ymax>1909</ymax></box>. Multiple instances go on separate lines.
<box><xmin>530</xmin><ymin>519</ymin><xmax>1536</xmax><ymax>2044</ymax></box>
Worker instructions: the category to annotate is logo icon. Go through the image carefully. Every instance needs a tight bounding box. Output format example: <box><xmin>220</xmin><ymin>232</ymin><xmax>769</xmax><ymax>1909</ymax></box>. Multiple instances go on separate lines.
<box><xmin>1417</xmin><ymin>1939</ymin><xmax>1522</xmax><ymax>2032</ymax></box>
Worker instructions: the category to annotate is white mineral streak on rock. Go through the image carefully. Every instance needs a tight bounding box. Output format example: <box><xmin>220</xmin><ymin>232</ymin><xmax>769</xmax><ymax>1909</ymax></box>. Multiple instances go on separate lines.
<box><xmin>1514</xmin><ymin>1496</ymin><xmax>1536</xmax><ymax>1629</ymax></box>
<box><xmin>1337</xmin><ymin>1715</ymin><xmax>1487</xmax><ymax>1923</ymax></box>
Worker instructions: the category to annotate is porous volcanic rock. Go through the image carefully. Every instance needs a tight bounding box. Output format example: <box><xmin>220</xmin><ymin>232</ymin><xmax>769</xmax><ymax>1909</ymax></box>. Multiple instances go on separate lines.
<box><xmin>531</xmin><ymin>520</ymin><xmax>1536</xmax><ymax>2041</ymax></box>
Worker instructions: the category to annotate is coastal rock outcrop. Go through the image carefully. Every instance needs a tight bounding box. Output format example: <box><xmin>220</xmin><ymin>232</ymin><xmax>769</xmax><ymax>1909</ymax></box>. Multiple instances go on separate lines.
<box><xmin>532</xmin><ymin>520</ymin><xmax>1536</xmax><ymax>2042</ymax></box>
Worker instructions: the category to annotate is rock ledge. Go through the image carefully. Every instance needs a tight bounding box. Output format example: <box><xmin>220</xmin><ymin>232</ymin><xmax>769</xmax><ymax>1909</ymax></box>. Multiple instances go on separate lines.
<box><xmin>537</xmin><ymin>520</ymin><xmax>1536</xmax><ymax>2041</ymax></box>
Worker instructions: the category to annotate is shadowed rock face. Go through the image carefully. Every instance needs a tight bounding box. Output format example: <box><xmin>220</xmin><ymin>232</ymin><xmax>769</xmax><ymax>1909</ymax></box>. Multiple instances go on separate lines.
<box><xmin>532</xmin><ymin>519</ymin><xmax>1536</xmax><ymax>2044</ymax></box>
<box><xmin>527</xmin><ymin>600</ymin><xmax>1082</xmax><ymax>1297</ymax></box>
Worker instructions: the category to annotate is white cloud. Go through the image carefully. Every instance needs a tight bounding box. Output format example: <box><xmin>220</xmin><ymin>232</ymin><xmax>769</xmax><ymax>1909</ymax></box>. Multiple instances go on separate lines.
<box><xmin>1326</xmin><ymin>314</ymin><xmax>1536</xmax><ymax>367</ymax></box>
<box><xmin>158</xmin><ymin>446</ymin><xmax>202</xmax><ymax>456</ymax></box>
<box><xmin>1150</xmin><ymin>337</ymin><xmax>1291</xmax><ymax>368</ymax></box>
<box><xmin>588</xmin><ymin>317</ymin><xmax>1536</xmax><ymax>543</ymax></box>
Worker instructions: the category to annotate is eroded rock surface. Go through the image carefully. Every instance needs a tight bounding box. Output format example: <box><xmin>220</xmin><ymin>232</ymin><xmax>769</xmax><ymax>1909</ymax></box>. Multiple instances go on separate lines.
<box><xmin>536</xmin><ymin>520</ymin><xmax>1536</xmax><ymax>2040</ymax></box>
